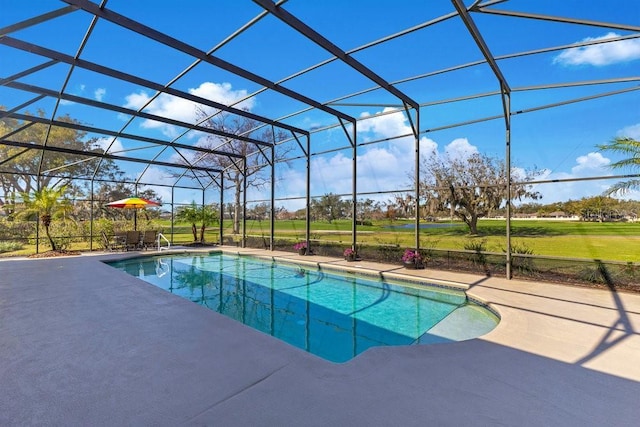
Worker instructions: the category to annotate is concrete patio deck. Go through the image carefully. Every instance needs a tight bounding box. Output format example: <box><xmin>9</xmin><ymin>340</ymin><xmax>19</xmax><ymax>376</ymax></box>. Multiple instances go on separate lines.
<box><xmin>1</xmin><ymin>247</ymin><xmax>639</xmax><ymax>426</ymax></box>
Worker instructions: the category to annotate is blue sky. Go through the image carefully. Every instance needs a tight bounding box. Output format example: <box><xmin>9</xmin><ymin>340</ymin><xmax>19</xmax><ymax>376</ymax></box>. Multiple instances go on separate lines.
<box><xmin>1</xmin><ymin>0</ymin><xmax>639</xmax><ymax>208</ymax></box>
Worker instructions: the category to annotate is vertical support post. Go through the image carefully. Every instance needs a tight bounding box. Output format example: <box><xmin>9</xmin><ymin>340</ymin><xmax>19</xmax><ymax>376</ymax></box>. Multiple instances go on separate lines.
<box><xmin>89</xmin><ymin>180</ymin><xmax>94</xmax><ymax>251</ymax></box>
<box><xmin>35</xmin><ymin>180</ymin><xmax>40</xmax><ymax>254</ymax></box>
<box><xmin>505</xmin><ymin>93</ymin><xmax>512</xmax><ymax>279</ymax></box>
<box><xmin>133</xmin><ymin>184</ymin><xmax>138</xmax><ymax>231</ymax></box>
<box><xmin>242</xmin><ymin>158</ymin><xmax>247</xmax><ymax>248</ymax></box>
<box><xmin>219</xmin><ymin>174</ymin><xmax>224</xmax><ymax>245</ymax></box>
<box><xmin>202</xmin><ymin>189</ymin><xmax>206</xmax><ymax>244</ymax></box>
<box><xmin>305</xmin><ymin>135</ymin><xmax>311</xmax><ymax>254</ymax></box>
<box><xmin>170</xmin><ymin>186</ymin><xmax>175</xmax><ymax>244</ymax></box>
<box><xmin>351</xmin><ymin>122</ymin><xmax>357</xmax><ymax>252</ymax></box>
<box><xmin>270</xmin><ymin>136</ymin><xmax>276</xmax><ymax>251</ymax></box>
<box><xmin>414</xmin><ymin>108</ymin><xmax>421</xmax><ymax>252</ymax></box>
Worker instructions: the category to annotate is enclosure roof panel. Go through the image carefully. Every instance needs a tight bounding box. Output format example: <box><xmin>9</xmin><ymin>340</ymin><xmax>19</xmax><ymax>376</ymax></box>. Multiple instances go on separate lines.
<box><xmin>1</xmin><ymin>0</ymin><xmax>638</xmax><ymax>189</ymax></box>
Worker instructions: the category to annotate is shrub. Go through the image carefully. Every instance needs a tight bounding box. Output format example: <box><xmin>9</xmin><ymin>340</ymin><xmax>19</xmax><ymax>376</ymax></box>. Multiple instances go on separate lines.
<box><xmin>0</xmin><ymin>218</ymin><xmax>35</xmax><ymax>242</ymax></box>
<box><xmin>418</xmin><ymin>237</ymin><xmax>439</xmax><ymax>262</ymax></box>
<box><xmin>578</xmin><ymin>266</ymin><xmax>605</xmax><ymax>284</ymax></box>
<box><xmin>47</xmin><ymin>220</ymin><xmax>83</xmax><ymax>251</ymax></box>
<box><xmin>507</xmin><ymin>241</ymin><xmax>535</xmax><ymax>273</ymax></box>
<box><xmin>463</xmin><ymin>238</ymin><xmax>487</xmax><ymax>265</ymax></box>
<box><xmin>0</xmin><ymin>241</ymin><xmax>24</xmax><ymax>253</ymax></box>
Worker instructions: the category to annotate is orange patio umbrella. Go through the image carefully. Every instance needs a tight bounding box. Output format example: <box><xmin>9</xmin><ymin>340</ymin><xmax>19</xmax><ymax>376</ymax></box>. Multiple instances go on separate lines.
<box><xmin>106</xmin><ymin>197</ymin><xmax>161</xmax><ymax>230</ymax></box>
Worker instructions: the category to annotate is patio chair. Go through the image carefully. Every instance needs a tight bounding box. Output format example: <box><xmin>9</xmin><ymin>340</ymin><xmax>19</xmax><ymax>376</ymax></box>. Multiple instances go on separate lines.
<box><xmin>141</xmin><ymin>230</ymin><xmax>157</xmax><ymax>250</ymax></box>
<box><xmin>125</xmin><ymin>230</ymin><xmax>142</xmax><ymax>251</ymax></box>
<box><xmin>115</xmin><ymin>231</ymin><xmax>127</xmax><ymax>244</ymax></box>
<box><xmin>101</xmin><ymin>231</ymin><xmax>124</xmax><ymax>251</ymax></box>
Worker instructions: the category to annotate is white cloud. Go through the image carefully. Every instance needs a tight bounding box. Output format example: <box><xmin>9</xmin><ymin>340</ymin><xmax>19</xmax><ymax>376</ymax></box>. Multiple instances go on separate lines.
<box><xmin>553</xmin><ymin>32</ymin><xmax>640</xmax><ymax>66</ymax></box>
<box><xmin>59</xmin><ymin>83</ymin><xmax>91</xmax><ymax>105</ymax></box>
<box><xmin>123</xmin><ymin>91</ymin><xmax>151</xmax><ymax>109</ymax></box>
<box><xmin>359</xmin><ymin>108</ymin><xmax>412</xmax><ymax>137</ymax></box>
<box><xmin>307</xmin><ymin>135</ymin><xmax>470</xmax><ymax>198</ymax></box>
<box><xmin>93</xmin><ymin>137</ymin><xmax>124</xmax><ymax>154</ymax></box>
<box><xmin>269</xmin><ymin>107</ymin><xmax>639</xmax><ymax>210</ymax></box>
<box><xmin>357</xmin><ymin>108</ymin><xmax>437</xmax><ymax>159</ymax></box>
<box><xmin>444</xmin><ymin>138</ymin><xmax>478</xmax><ymax>160</ymax></box>
<box><xmin>288</xmin><ymin>107</ymin><xmax>478</xmax><ymax>201</ymax></box>
<box><xmin>137</xmin><ymin>166</ymin><xmax>174</xmax><ymax>202</ymax></box>
<box><xmin>275</xmin><ymin>167</ymin><xmax>306</xmax><ymax>197</ymax></box>
<box><xmin>123</xmin><ymin>82</ymin><xmax>255</xmax><ymax>138</ymax></box>
<box><xmin>532</xmin><ymin>152</ymin><xmax>614</xmax><ymax>203</ymax></box>
<box><xmin>572</xmin><ymin>152</ymin><xmax>610</xmax><ymax>173</ymax></box>
<box><xmin>307</xmin><ymin>132</ymin><xmax>622</xmax><ymax>207</ymax></box>
<box><xmin>94</xmin><ymin>88</ymin><xmax>106</xmax><ymax>102</ymax></box>
<box><xmin>192</xmin><ymin>82</ymin><xmax>255</xmax><ymax>111</ymax></box>
<box><xmin>617</xmin><ymin>123</ymin><xmax>640</xmax><ymax>140</ymax></box>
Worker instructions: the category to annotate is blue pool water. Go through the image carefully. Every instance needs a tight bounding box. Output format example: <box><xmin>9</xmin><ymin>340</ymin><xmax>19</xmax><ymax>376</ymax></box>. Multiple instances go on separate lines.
<box><xmin>106</xmin><ymin>253</ymin><xmax>498</xmax><ymax>363</ymax></box>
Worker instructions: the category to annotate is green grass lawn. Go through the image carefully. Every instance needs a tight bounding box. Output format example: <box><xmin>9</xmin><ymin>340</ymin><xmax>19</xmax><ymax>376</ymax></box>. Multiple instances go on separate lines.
<box><xmin>238</xmin><ymin>219</ymin><xmax>640</xmax><ymax>262</ymax></box>
<box><xmin>2</xmin><ymin>219</ymin><xmax>638</xmax><ymax>262</ymax></box>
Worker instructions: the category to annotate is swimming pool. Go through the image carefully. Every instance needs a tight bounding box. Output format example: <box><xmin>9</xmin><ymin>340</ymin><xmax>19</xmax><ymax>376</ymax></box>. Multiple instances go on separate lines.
<box><xmin>107</xmin><ymin>253</ymin><xmax>499</xmax><ymax>362</ymax></box>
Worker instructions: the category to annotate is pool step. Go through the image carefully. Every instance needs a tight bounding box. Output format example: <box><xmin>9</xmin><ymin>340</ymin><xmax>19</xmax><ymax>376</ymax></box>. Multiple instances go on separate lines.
<box><xmin>417</xmin><ymin>304</ymin><xmax>499</xmax><ymax>344</ymax></box>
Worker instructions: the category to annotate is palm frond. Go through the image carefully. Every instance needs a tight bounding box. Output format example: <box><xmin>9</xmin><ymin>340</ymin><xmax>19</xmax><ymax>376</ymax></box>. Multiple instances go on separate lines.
<box><xmin>597</xmin><ymin>137</ymin><xmax>640</xmax><ymax>156</ymax></box>
<box><xmin>609</xmin><ymin>158</ymin><xmax>640</xmax><ymax>169</ymax></box>
<box><xmin>598</xmin><ymin>137</ymin><xmax>640</xmax><ymax>173</ymax></box>
<box><xmin>603</xmin><ymin>179</ymin><xmax>640</xmax><ymax>196</ymax></box>
<box><xmin>597</xmin><ymin>137</ymin><xmax>640</xmax><ymax>155</ymax></box>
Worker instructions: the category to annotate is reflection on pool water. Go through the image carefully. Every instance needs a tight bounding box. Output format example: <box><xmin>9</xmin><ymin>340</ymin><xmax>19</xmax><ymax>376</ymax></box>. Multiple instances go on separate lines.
<box><xmin>106</xmin><ymin>253</ymin><xmax>499</xmax><ymax>363</ymax></box>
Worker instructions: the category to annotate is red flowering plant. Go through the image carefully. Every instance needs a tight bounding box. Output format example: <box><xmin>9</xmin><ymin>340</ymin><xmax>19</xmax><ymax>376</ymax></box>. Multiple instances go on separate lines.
<box><xmin>293</xmin><ymin>242</ymin><xmax>307</xmax><ymax>251</ymax></box>
<box><xmin>343</xmin><ymin>248</ymin><xmax>356</xmax><ymax>257</ymax></box>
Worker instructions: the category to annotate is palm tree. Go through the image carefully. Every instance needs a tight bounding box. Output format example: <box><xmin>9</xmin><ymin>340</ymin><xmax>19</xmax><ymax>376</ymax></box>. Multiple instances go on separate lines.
<box><xmin>199</xmin><ymin>204</ymin><xmax>219</xmax><ymax>243</ymax></box>
<box><xmin>20</xmin><ymin>186</ymin><xmax>71</xmax><ymax>251</ymax></box>
<box><xmin>176</xmin><ymin>202</ymin><xmax>219</xmax><ymax>243</ymax></box>
<box><xmin>176</xmin><ymin>202</ymin><xmax>200</xmax><ymax>242</ymax></box>
<box><xmin>598</xmin><ymin>137</ymin><xmax>640</xmax><ymax>195</ymax></box>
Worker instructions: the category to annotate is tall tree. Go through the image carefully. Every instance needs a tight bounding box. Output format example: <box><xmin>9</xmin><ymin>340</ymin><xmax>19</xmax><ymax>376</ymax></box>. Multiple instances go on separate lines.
<box><xmin>391</xmin><ymin>194</ymin><xmax>415</xmax><ymax>218</ymax></box>
<box><xmin>1</xmin><ymin>108</ymin><xmax>126</xmax><ymax>222</ymax></box>
<box><xmin>356</xmin><ymin>198</ymin><xmax>383</xmax><ymax>222</ymax></box>
<box><xmin>420</xmin><ymin>152</ymin><xmax>541</xmax><ymax>234</ymax></box>
<box><xmin>18</xmin><ymin>185</ymin><xmax>71</xmax><ymax>251</ymax></box>
<box><xmin>248</xmin><ymin>202</ymin><xmax>269</xmax><ymax>221</ymax></box>
<box><xmin>310</xmin><ymin>193</ymin><xmax>348</xmax><ymax>223</ymax></box>
<box><xmin>598</xmin><ymin>136</ymin><xmax>640</xmax><ymax>195</ymax></box>
<box><xmin>571</xmin><ymin>196</ymin><xmax>621</xmax><ymax>222</ymax></box>
<box><xmin>182</xmin><ymin>109</ymin><xmax>289</xmax><ymax>234</ymax></box>
<box><xmin>0</xmin><ymin>109</ymin><xmax>121</xmax><ymax>197</ymax></box>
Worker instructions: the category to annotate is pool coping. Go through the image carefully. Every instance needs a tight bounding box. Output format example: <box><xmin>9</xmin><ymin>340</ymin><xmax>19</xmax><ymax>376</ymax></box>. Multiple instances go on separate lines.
<box><xmin>1</xmin><ymin>246</ymin><xmax>639</xmax><ymax>425</ymax></box>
